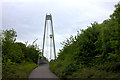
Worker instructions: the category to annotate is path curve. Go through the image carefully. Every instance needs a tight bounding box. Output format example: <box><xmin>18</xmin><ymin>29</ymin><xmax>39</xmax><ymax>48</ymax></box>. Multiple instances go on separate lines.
<box><xmin>29</xmin><ymin>64</ymin><xmax>59</xmax><ymax>78</ymax></box>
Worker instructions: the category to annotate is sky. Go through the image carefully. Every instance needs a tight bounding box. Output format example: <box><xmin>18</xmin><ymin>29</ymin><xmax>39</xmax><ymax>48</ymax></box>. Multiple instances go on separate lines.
<box><xmin>1</xmin><ymin>0</ymin><xmax>119</xmax><ymax>59</ymax></box>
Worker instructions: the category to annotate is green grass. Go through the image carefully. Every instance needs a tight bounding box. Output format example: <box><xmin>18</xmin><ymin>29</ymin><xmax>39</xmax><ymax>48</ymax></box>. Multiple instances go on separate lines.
<box><xmin>50</xmin><ymin>61</ymin><xmax>120</xmax><ymax>78</ymax></box>
<box><xmin>2</xmin><ymin>61</ymin><xmax>37</xmax><ymax>79</ymax></box>
<box><xmin>68</xmin><ymin>66</ymin><xmax>120</xmax><ymax>78</ymax></box>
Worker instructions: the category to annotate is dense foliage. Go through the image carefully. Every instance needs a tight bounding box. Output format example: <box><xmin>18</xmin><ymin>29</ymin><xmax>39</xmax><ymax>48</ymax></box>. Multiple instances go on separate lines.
<box><xmin>50</xmin><ymin>3</ymin><xmax>120</xmax><ymax>78</ymax></box>
<box><xmin>2</xmin><ymin>29</ymin><xmax>41</xmax><ymax>64</ymax></box>
<box><xmin>2</xmin><ymin>29</ymin><xmax>41</xmax><ymax>79</ymax></box>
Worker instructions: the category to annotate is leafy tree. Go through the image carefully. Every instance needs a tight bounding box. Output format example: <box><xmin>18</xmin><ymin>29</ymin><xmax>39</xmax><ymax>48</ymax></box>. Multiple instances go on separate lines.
<box><xmin>110</xmin><ymin>2</ymin><xmax>120</xmax><ymax>54</ymax></box>
<box><xmin>16</xmin><ymin>42</ymin><xmax>30</xmax><ymax>61</ymax></box>
<box><xmin>27</xmin><ymin>39</ymin><xmax>41</xmax><ymax>63</ymax></box>
<box><xmin>2</xmin><ymin>29</ymin><xmax>17</xmax><ymax>42</ymax></box>
<box><xmin>2</xmin><ymin>29</ymin><xmax>24</xmax><ymax>63</ymax></box>
<box><xmin>7</xmin><ymin>43</ymin><xmax>24</xmax><ymax>63</ymax></box>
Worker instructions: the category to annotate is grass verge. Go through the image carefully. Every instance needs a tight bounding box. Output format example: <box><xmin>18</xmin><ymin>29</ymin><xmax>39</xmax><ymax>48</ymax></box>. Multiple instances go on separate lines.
<box><xmin>50</xmin><ymin>61</ymin><xmax>120</xmax><ymax>78</ymax></box>
<box><xmin>2</xmin><ymin>61</ymin><xmax>37</xmax><ymax>80</ymax></box>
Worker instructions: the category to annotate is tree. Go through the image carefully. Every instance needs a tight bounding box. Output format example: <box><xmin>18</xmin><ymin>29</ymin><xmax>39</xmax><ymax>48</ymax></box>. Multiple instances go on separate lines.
<box><xmin>2</xmin><ymin>29</ymin><xmax>17</xmax><ymax>43</ymax></box>
<box><xmin>110</xmin><ymin>2</ymin><xmax>120</xmax><ymax>54</ymax></box>
<box><xmin>2</xmin><ymin>29</ymin><xmax>24</xmax><ymax>63</ymax></box>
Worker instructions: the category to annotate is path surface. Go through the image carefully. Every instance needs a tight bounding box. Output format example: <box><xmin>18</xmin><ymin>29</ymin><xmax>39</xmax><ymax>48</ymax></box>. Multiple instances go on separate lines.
<box><xmin>29</xmin><ymin>64</ymin><xmax>59</xmax><ymax>78</ymax></box>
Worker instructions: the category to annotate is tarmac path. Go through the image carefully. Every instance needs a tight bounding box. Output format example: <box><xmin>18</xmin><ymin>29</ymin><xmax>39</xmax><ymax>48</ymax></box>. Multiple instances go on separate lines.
<box><xmin>29</xmin><ymin>64</ymin><xmax>59</xmax><ymax>78</ymax></box>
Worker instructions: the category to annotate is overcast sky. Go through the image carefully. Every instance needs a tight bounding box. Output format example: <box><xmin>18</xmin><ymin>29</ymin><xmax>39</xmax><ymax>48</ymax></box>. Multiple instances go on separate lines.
<box><xmin>1</xmin><ymin>0</ymin><xmax>119</xmax><ymax>59</ymax></box>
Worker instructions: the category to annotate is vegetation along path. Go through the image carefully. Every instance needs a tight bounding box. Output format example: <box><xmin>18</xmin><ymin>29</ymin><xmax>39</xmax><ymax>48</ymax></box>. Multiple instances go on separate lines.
<box><xmin>29</xmin><ymin>63</ymin><xmax>59</xmax><ymax>78</ymax></box>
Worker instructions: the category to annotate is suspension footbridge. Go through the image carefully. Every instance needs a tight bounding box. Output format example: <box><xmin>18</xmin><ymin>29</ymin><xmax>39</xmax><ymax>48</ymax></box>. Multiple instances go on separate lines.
<box><xmin>29</xmin><ymin>14</ymin><xmax>58</xmax><ymax>78</ymax></box>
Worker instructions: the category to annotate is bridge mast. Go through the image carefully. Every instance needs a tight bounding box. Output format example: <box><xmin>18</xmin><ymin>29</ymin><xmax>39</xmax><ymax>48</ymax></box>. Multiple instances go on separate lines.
<box><xmin>42</xmin><ymin>14</ymin><xmax>56</xmax><ymax>60</ymax></box>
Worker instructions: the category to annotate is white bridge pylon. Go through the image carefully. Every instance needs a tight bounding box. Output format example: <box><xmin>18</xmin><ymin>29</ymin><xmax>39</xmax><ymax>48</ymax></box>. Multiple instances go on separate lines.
<box><xmin>42</xmin><ymin>14</ymin><xmax>56</xmax><ymax>61</ymax></box>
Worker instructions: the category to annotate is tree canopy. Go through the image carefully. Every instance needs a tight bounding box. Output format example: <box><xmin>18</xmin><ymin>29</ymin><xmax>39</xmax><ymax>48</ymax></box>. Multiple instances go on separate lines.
<box><xmin>2</xmin><ymin>29</ymin><xmax>41</xmax><ymax>63</ymax></box>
